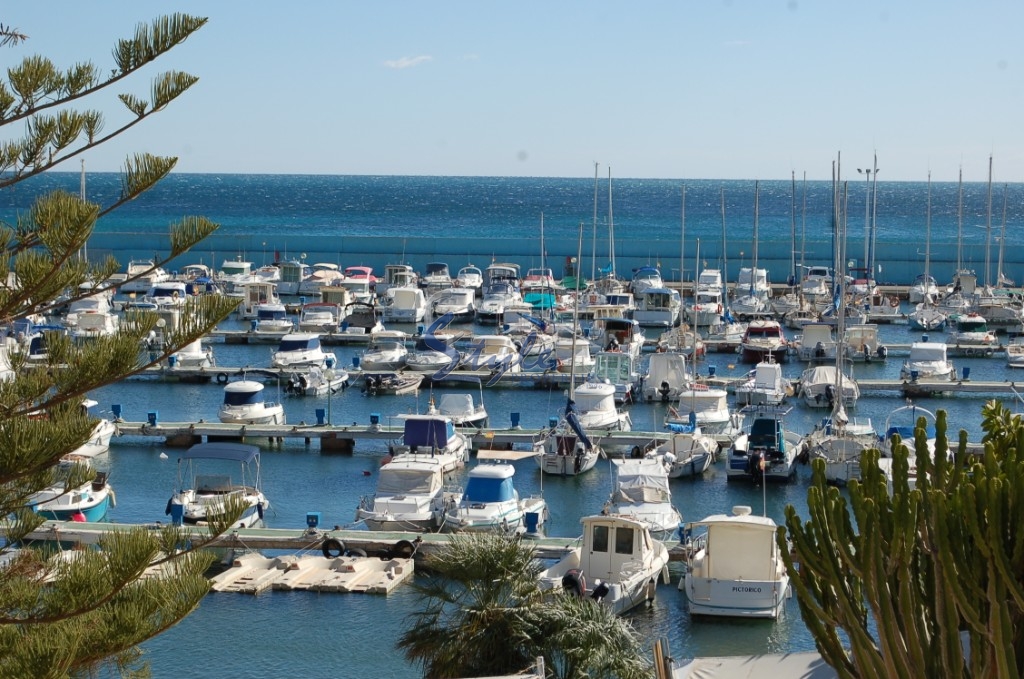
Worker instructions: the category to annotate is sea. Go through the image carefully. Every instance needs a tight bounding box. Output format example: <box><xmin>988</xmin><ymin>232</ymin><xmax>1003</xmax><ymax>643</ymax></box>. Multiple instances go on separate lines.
<box><xmin>3</xmin><ymin>174</ymin><xmax>1022</xmax><ymax>678</ymax></box>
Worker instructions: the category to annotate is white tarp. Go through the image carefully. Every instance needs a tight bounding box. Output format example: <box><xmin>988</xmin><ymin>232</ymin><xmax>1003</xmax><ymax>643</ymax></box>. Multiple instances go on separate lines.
<box><xmin>673</xmin><ymin>652</ymin><xmax>837</xmax><ymax>679</ymax></box>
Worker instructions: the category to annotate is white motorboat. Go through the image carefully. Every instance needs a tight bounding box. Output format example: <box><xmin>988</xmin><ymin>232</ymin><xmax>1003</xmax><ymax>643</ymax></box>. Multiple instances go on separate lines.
<box><xmin>70</xmin><ymin>308</ymin><xmax>120</xmax><ymax>341</ymax></box>
<box><xmin>356</xmin><ymin>454</ymin><xmax>463</xmax><ymax>532</ymax></box>
<box><xmin>642</xmin><ymin>351</ymin><xmax>691</xmax><ymax>402</ymax></box>
<box><xmin>31</xmin><ymin>459</ymin><xmax>114</xmax><ymax>523</ymax></box>
<box><xmin>727</xmin><ymin>406</ymin><xmax>804</xmax><ymax>482</ymax></box>
<box><xmin>459</xmin><ymin>334</ymin><xmax>521</xmax><ymax>374</ymax></box>
<box><xmin>271</xmin><ymin>332</ymin><xmax>337</xmax><ymax>369</ymax></box>
<box><xmin>628</xmin><ymin>266</ymin><xmax>664</xmax><ymax>296</ymax></box>
<box><xmin>274</xmin><ymin>259</ymin><xmax>310</xmax><ymax>296</ymax></box>
<box><xmin>404</xmin><ymin>334</ymin><xmax>460</xmax><ymax>373</ymax></box>
<box><xmin>740</xmin><ymin>319</ymin><xmax>789</xmax><ymax>364</ymax></box>
<box><xmin>235</xmin><ymin>281</ymin><xmax>281</xmax><ymax>319</ymax></box>
<box><xmin>475</xmin><ymin>281</ymin><xmax>522</xmax><ymax>322</ymax></box>
<box><xmin>419</xmin><ymin>261</ymin><xmax>453</xmax><ymax>293</ymax></box>
<box><xmin>454</xmin><ymin>264</ymin><xmax>483</xmax><ymax>293</ymax></box>
<box><xmin>667</xmin><ymin>385</ymin><xmax>736</xmax><ymax>438</ymax></box>
<box><xmin>799</xmin><ymin>365</ymin><xmax>860</xmax><ymax>408</ymax></box>
<box><xmin>359</xmin><ymin>332</ymin><xmax>408</xmax><ymax>371</ymax></box>
<box><xmin>588</xmin><ymin>351</ymin><xmax>641</xmax><ymax>405</ymax></box>
<box><xmin>603</xmin><ymin>457</ymin><xmax>683</xmax><ymax>541</ymax></box>
<box><xmin>734</xmin><ymin>359</ymin><xmax>790</xmax><ymax>407</ymax></box>
<box><xmin>427</xmin><ymin>380</ymin><xmax>488</xmax><ymax>429</ymax></box>
<box><xmin>166</xmin><ymin>442</ymin><xmax>269</xmax><ymax>529</ymax></box>
<box><xmin>430</xmin><ymin>287</ymin><xmax>477</xmax><ymax>323</ymax></box>
<box><xmin>388</xmin><ymin>413</ymin><xmax>472</xmax><ymax>462</ymax></box>
<box><xmin>120</xmin><ymin>259</ymin><xmax>170</xmax><ymax>294</ymax></box>
<box><xmin>679</xmin><ymin>505</ymin><xmax>790</xmax><ymax>619</ymax></box>
<box><xmin>284</xmin><ymin>365</ymin><xmax>349</xmax><ymax>397</ymax></box>
<box><xmin>169</xmin><ymin>338</ymin><xmax>215</xmax><ymax>370</ymax></box>
<box><xmin>587</xmin><ymin>316</ymin><xmax>644</xmax><ymax>360</ymax></box>
<box><xmin>361</xmin><ymin>372</ymin><xmax>423</xmax><ymax>396</ymax></box>
<box><xmin>732</xmin><ymin>267</ymin><xmax>771</xmax><ymax>317</ymax></box>
<box><xmin>946</xmin><ymin>312</ymin><xmax>999</xmax><ymax>357</ymax></box>
<box><xmin>654</xmin><ymin>422</ymin><xmax>717</xmax><ymax>478</ymax></box>
<box><xmin>218</xmin><ymin>380</ymin><xmax>285</xmax><ymax>425</ymax></box>
<box><xmin>297</xmin><ymin>262</ymin><xmax>345</xmax><ymax>297</ymax></box>
<box><xmin>538</xmin><ymin>514</ymin><xmax>670</xmax><ymax>616</ymax></box>
<box><xmin>377</xmin><ymin>263</ymin><xmax>419</xmax><ymax>297</ymax></box>
<box><xmin>843</xmin><ymin>323</ymin><xmax>888</xmax><ymax>362</ymax></box>
<box><xmin>70</xmin><ymin>399</ymin><xmax>117</xmax><ymax>458</ymax></box>
<box><xmin>632</xmin><ymin>288</ymin><xmax>681</xmax><ymax>328</ymax></box>
<box><xmin>381</xmin><ymin>287</ymin><xmax>428</xmax><ymax>323</ymax></box>
<box><xmin>252</xmin><ymin>302</ymin><xmax>294</xmax><ymax>336</ymax></box>
<box><xmin>552</xmin><ymin>334</ymin><xmax>595</xmax><ymax>374</ymax></box>
<box><xmin>297</xmin><ymin>302</ymin><xmax>341</xmax><ymax>333</ymax></box>
<box><xmin>900</xmin><ymin>340</ymin><xmax>956</xmax><ymax>383</ymax></box>
<box><xmin>443</xmin><ymin>450</ymin><xmax>547</xmax><ymax>534</ymax></box>
<box><xmin>339</xmin><ymin>303</ymin><xmax>386</xmax><ymax>337</ymax></box>
<box><xmin>689</xmin><ymin>270</ymin><xmax>726</xmax><ymax>327</ymax></box>
<box><xmin>1007</xmin><ymin>335</ymin><xmax>1024</xmax><ymax>368</ymax></box>
<box><xmin>792</xmin><ymin>322</ymin><xmax>836</xmax><ymax>362</ymax></box>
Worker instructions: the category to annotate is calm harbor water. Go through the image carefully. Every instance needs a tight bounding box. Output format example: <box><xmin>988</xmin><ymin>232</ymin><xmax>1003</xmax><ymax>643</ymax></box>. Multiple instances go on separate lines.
<box><xmin>80</xmin><ymin>315</ymin><xmax>1009</xmax><ymax>678</ymax></box>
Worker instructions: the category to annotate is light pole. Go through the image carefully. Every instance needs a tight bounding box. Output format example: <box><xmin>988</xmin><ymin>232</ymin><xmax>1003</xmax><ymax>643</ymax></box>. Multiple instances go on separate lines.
<box><xmin>857</xmin><ymin>157</ymin><xmax>879</xmax><ymax>282</ymax></box>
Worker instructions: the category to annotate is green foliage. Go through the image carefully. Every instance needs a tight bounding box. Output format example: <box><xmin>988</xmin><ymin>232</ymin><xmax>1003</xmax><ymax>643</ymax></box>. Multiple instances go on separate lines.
<box><xmin>0</xmin><ymin>13</ymin><xmax>251</xmax><ymax>679</ymax></box>
<box><xmin>398</xmin><ymin>533</ymin><xmax>653</xmax><ymax>679</ymax></box>
<box><xmin>782</xmin><ymin>401</ymin><xmax>1024</xmax><ymax>678</ymax></box>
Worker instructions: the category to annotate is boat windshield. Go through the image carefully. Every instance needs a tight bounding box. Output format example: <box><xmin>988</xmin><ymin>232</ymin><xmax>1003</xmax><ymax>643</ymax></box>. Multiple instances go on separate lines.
<box><xmin>377</xmin><ymin>468</ymin><xmax>440</xmax><ymax>495</ymax></box>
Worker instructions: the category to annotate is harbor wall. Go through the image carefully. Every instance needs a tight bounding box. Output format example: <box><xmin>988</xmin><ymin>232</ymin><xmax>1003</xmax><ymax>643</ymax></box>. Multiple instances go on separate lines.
<box><xmin>90</xmin><ymin>232</ymin><xmax>1014</xmax><ymax>287</ymax></box>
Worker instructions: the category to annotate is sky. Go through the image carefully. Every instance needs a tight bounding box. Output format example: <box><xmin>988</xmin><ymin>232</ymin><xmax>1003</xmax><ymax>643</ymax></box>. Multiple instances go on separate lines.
<box><xmin>5</xmin><ymin>1</ymin><xmax>1024</xmax><ymax>181</ymax></box>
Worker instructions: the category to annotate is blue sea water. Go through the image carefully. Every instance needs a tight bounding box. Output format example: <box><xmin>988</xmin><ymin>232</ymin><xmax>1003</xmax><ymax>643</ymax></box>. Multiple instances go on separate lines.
<box><xmin>4</xmin><ymin>174</ymin><xmax>1020</xmax><ymax>677</ymax></box>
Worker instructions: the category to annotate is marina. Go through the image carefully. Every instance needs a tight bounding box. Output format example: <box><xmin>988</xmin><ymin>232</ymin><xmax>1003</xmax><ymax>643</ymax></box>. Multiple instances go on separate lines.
<box><xmin>6</xmin><ymin>173</ymin><xmax>1024</xmax><ymax>678</ymax></box>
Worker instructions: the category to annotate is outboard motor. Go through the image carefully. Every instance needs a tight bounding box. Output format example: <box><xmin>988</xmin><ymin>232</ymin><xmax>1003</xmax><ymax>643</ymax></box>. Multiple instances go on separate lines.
<box><xmin>658</xmin><ymin>381</ymin><xmax>671</xmax><ymax>402</ymax></box>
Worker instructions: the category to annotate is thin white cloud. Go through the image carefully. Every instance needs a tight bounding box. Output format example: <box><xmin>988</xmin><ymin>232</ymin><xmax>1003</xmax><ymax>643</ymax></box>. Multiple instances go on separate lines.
<box><xmin>383</xmin><ymin>55</ymin><xmax>433</xmax><ymax>69</ymax></box>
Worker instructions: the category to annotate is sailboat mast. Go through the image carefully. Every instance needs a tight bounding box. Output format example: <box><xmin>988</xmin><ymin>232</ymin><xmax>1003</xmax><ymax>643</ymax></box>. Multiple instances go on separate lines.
<box><xmin>790</xmin><ymin>170</ymin><xmax>797</xmax><ymax>287</ymax></box>
<box><xmin>680</xmin><ymin>184</ymin><xmax>686</xmax><ymax>309</ymax></box>
<box><xmin>956</xmin><ymin>166</ymin><xmax>964</xmax><ymax>273</ymax></box>
<box><xmin>607</xmin><ymin>167</ymin><xmax>615</xmax><ymax>281</ymax></box>
<box><xmin>924</xmin><ymin>172</ymin><xmax>932</xmax><ymax>282</ymax></box>
<box><xmin>720</xmin><ymin>188</ymin><xmax>729</xmax><ymax>300</ymax></box>
<box><xmin>998</xmin><ymin>184</ymin><xmax>1008</xmax><ymax>287</ymax></box>
<box><xmin>985</xmin><ymin>154</ymin><xmax>993</xmax><ymax>288</ymax></box>
<box><xmin>800</xmin><ymin>172</ymin><xmax>807</xmax><ymax>280</ymax></box>
<box><xmin>591</xmin><ymin>163</ymin><xmax>599</xmax><ymax>283</ymax></box>
<box><xmin>569</xmin><ymin>221</ymin><xmax>585</xmax><ymax>399</ymax></box>
<box><xmin>539</xmin><ymin>212</ymin><xmax>546</xmax><ymax>272</ymax></box>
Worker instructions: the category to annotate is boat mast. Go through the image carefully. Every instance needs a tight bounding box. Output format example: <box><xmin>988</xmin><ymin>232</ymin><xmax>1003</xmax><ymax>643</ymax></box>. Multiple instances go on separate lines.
<box><xmin>924</xmin><ymin>171</ymin><xmax>932</xmax><ymax>287</ymax></box>
<box><xmin>997</xmin><ymin>184</ymin><xmax>1008</xmax><ymax>287</ymax></box>
<box><xmin>607</xmin><ymin>167</ymin><xmax>616</xmax><ymax>283</ymax></box>
<box><xmin>680</xmin><ymin>184</ymin><xmax>686</xmax><ymax>319</ymax></box>
<box><xmin>751</xmin><ymin>180</ymin><xmax>759</xmax><ymax>296</ymax></box>
<box><xmin>789</xmin><ymin>170</ymin><xmax>797</xmax><ymax>288</ymax></box>
<box><xmin>80</xmin><ymin>158</ymin><xmax>88</xmax><ymax>262</ymax></box>
<box><xmin>800</xmin><ymin>172</ymin><xmax>807</xmax><ymax>293</ymax></box>
<box><xmin>956</xmin><ymin>166</ymin><xmax>964</xmax><ymax>273</ymax></box>
<box><xmin>569</xmin><ymin>220</ymin><xmax>585</xmax><ymax>401</ymax></box>
<box><xmin>985</xmin><ymin>154</ymin><xmax>993</xmax><ymax>288</ymax></box>
<box><xmin>720</xmin><ymin>188</ymin><xmax>729</xmax><ymax>304</ymax></box>
<box><xmin>591</xmin><ymin>162</ymin><xmax>598</xmax><ymax>284</ymax></box>
<box><xmin>539</xmin><ymin>212</ymin><xmax>546</xmax><ymax>272</ymax></box>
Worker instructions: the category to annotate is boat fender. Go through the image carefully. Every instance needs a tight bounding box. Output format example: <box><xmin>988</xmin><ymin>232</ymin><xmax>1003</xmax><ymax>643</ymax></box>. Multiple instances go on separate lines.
<box><xmin>631</xmin><ymin>445</ymin><xmax>643</xmax><ymax>459</ymax></box>
<box><xmin>216</xmin><ymin>372</ymin><xmax>229</xmax><ymax>384</ymax></box>
<box><xmin>165</xmin><ymin>498</ymin><xmax>173</xmax><ymax>516</ymax></box>
<box><xmin>391</xmin><ymin>539</ymin><xmax>417</xmax><ymax>559</ymax></box>
<box><xmin>562</xmin><ymin>569</ymin><xmax>587</xmax><ymax>597</ymax></box>
<box><xmin>322</xmin><ymin>537</ymin><xmax>345</xmax><ymax>558</ymax></box>
<box><xmin>256</xmin><ymin>502</ymin><xmax>264</xmax><ymax>520</ymax></box>
<box><xmin>889</xmin><ymin>296</ymin><xmax>900</xmax><ymax>308</ymax></box>
<box><xmin>591</xmin><ymin>580</ymin><xmax>610</xmax><ymax>602</ymax></box>
<box><xmin>346</xmin><ymin>547</ymin><xmax>367</xmax><ymax>558</ymax></box>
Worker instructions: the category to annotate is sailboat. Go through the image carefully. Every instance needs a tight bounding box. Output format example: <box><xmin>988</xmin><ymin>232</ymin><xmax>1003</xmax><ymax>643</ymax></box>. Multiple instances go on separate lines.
<box><xmin>732</xmin><ymin>181</ymin><xmax>769</xmax><ymax>318</ymax></box>
<box><xmin>536</xmin><ymin>222</ymin><xmax>603</xmax><ymax>476</ymax></box>
<box><xmin>909</xmin><ymin>173</ymin><xmax>948</xmax><ymax>331</ymax></box>
<box><xmin>704</xmin><ymin>187</ymin><xmax>746</xmax><ymax>344</ymax></box>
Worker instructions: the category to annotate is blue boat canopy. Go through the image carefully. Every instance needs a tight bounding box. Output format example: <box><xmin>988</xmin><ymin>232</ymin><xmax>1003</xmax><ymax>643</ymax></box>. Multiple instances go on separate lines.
<box><xmin>464</xmin><ymin>476</ymin><xmax>515</xmax><ymax>503</ymax></box>
<box><xmin>182</xmin><ymin>442</ymin><xmax>261</xmax><ymax>462</ymax></box>
<box><xmin>403</xmin><ymin>417</ymin><xmax>455</xmax><ymax>448</ymax></box>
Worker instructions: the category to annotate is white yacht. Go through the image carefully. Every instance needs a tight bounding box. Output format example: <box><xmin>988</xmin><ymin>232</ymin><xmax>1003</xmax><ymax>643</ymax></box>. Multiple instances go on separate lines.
<box><xmin>632</xmin><ymin>287</ymin><xmax>681</xmax><ymax>328</ymax></box>
<box><xmin>271</xmin><ymin>333</ymin><xmax>337</xmax><ymax>369</ymax></box>
<box><xmin>443</xmin><ymin>450</ymin><xmax>547</xmax><ymax>534</ymax></box>
<box><xmin>727</xmin><ymin>407</ymin><xmax>803</xmax><ymax>482</ymax></box>
<box><xmin>734</xmin><ymin>359</ymin><xmax>790</xmax><ymax>407</ymax></box>
<box><xmin>359</xmin><ymin>332</ymin><xmax>408</xmax><ymax>371</ymax></box>
<box><xmin>680</xmin><ymin>505</ymin><xmax>790</xmax><ymax>619</ymax></box>
<box><xmin>604</xmin><ymin>457</ymin><xmax>682</xmax><ymax>541</ymax></box>
<box><xmin>356</xmin><ymin>453</ymin><xmax>463</xmax><ymax>532</ymax></box>
<box><xmin>900</xmin><ymin>340</ymin><xmax>956</xmax><ymax>383</ymax></box>
<box><xmin>218</xmin><ymin>380</ymin><xmax>285</xmax><ymax>425</ymax></box>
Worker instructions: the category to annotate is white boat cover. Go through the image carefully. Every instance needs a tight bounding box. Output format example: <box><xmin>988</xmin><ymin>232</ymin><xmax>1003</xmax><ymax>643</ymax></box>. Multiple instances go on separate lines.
<box><xmin>673</xmin><ymin>652</ymin><xmax>836</xmax><ymax>678</ymax></box>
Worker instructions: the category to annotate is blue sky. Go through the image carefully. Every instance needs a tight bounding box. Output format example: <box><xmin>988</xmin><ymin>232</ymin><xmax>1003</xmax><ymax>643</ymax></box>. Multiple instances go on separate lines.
<box><xmin>6</xmin><ymin>2</ymin><xmax>1023</xmax><ymax>181</ymax></box>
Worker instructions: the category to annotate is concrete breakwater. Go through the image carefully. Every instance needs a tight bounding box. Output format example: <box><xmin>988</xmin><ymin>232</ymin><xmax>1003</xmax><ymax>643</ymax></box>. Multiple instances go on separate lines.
<box><xmin>88</xmin><ymin>231</ymin><xmax>1013</xmax><ymax>289</ymax></box>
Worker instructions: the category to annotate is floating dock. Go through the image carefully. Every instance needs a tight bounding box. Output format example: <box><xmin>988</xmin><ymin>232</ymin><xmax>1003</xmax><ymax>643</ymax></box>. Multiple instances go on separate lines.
<box><xmin>209</xmin><ymin>551</ymin><xmax>414</xmax><ymax>595</ymax></box>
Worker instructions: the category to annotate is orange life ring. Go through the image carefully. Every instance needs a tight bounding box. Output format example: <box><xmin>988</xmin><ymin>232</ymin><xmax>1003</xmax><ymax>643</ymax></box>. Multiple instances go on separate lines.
<box><xmin>889</xmin><ymin>296</ymin><xmax>899</xmax><ymax>308</ymax></box>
